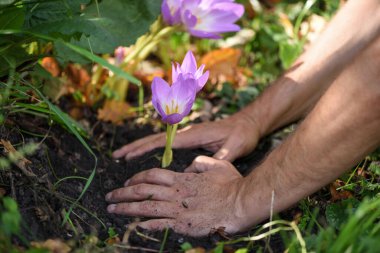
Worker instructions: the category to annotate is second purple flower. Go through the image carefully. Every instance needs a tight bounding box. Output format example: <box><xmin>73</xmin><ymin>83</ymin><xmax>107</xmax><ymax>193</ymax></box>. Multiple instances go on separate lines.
<box><xmin>162</xmin><ymin>0</ymin><xmax>245</xmax><ymax>39</ymax></box>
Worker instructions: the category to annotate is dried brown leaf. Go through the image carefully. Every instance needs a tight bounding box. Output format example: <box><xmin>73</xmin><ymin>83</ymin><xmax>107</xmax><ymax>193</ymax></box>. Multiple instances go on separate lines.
<box><xmin>200</xmin><ymin>48</ymin><xmax>241</xmax><ymax>87</ymax></box>
<box><xmin>97</xmin><ymin>100</ymin><xmax>136</xmax><ymax>125</ymax></box>
<box><xmin>185</xmin><ymin>247</ymin><xmax>206</xmax><ymax>253</ymax></box>
<box><xmin>31</xmin><ymin>239</ymin><xmax>71</xmax><ymax>253</ymax></box>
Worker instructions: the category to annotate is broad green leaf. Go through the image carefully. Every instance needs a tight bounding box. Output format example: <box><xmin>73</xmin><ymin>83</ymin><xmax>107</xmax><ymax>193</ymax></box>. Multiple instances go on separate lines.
<box><xmin>325</xmin><ymin>198</ymin><xmax>360</xmax><ymax>230</ymax></box>
<box><xmin>23</xmin><ymin>0</ymin><xmax>90</xmax><ymax>27</ymax></box>
<box><xmin>25</xmin><ymin>0</ymin><xmax>162</xmax><ymax>55</ymax></box>
<box><xmin>0</xmin><ymin>0</ymin><xmax>15</xmax><ymax>6</ymax></box>
<box><xmin>279</xmin><ymin>41</ymin><xmax>303</xmax><ymax>69</ymax></box>
<box><xmin>0</xmin><ymin>5</ymin><xmax>25</xmax><ymax>29</ymax></box>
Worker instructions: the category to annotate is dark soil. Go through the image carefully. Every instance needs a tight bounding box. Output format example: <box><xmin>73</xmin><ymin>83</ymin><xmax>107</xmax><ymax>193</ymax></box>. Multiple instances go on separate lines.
<box><xmin>0</xmin><ymin>111</ymin><xmax>291</xmax><ymax>252</ymax></box>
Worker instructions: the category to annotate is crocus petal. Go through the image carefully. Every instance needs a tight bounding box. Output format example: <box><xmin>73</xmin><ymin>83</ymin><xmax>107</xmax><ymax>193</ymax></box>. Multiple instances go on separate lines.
<box><xmin>194</xmin><ymin>64</ymin><xmax>205</xmax><ymax>78</ymax></box>
<box><xmin>180</xmin><ymin>51</ymin><xmax>197</xmax><ymax>74</ymax></box>
<box><xmin>213</xmin><ymin>2</ymin><xmax>244</xmax><ymax>20</ymax></box>
<box><xmin>196</xmin><ymin>71</ymin><xmax>209</xmax><ymax>92</ymax></box>
<box><xmin>161</xmin><ymin>0</ymin><xmax>182</xmax><ymax>25</ymax></box>
<box><xmin>188</xmin><ymin>29</ymin><xmax>221</xmax><ymax>39</ymax></box>
<box><xmin>172</xmin><ymin>62</ymin><xmax>180</xmax><ymax>83</ymax></box>
<box><xmin>161</xmin><ymin>0</ymin><xmax>173</xmax><ymax>25</ymax></box>
<box><xmin>162</xmin><ymin>113</ymin><xmax>185</xmax><ymax>125</ymax></box>
<box><xmin>169</xmin><ymin>75</ymin><xmax>197</xmax><ymax>112</ymax></box>
<box><xmin>182</xmin><ymin>10</ymin><xmax>197</xmax><ymax>28</ymax></box>
<box><xmin>179</xmin><ymin>0</ymin><xmax>244</xmax><ymax>39</ymax></box>
<box><xmin>151</xmin><ymin>77</ymin><xmax>171</xmax><ymax>117</ymax></box>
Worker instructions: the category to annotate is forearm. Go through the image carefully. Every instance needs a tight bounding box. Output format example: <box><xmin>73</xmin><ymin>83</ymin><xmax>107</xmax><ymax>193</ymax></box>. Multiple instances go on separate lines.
<box><xmin>237</xmin><ymin>34</ymin><xmax>380</xmax><ymax>227</ymax></box>
<box><xmin>239</xmin><ymin>0</ymin><xmax>380</xmax><ymax>137</ymax></box>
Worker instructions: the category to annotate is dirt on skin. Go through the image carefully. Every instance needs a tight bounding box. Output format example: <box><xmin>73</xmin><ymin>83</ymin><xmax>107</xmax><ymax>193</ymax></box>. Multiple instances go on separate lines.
<box><xmin>0</xmin><ymin>111</ymin><xmax>290</xmax><ymax>252</ymax></box>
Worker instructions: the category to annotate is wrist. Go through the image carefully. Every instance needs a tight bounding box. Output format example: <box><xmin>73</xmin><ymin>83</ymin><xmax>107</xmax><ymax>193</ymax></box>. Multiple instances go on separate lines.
<box><xmin>233</xmin><ymin>170</ymin><xmax>274</xmax><ymax>230</ymax></box>
<box><xmin>233</xmin><ymin>108</ymin><xmax>266</xmax><ymax>139</ymax></box>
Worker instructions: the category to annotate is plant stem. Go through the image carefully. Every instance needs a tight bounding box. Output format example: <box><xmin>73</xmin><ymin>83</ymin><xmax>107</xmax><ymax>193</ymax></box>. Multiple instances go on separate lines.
<box><xmin>162</xmin><ymin>123</ymin><xmax>178</xmax><ymax>168</ymax></box>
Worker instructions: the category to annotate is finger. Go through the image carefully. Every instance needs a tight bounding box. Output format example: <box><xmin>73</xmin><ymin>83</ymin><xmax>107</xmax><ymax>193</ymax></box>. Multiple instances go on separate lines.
<box><xmin>107</xmin><ymin>201</ymin><xmax>181</xmax><ymax>218</ymax></box>
<box><xmin>125</xmin><ymin>136</ymin><xmax>166</xmax><ymax>160</ymax></box>
<box><xmin>126</xmin><ymin>168</ymin><xmax>177</xmax><ymax>187</ymax></box>
<box><xmin>105</xmin><ymin>184</ymin><xmax>176</xmax><ymax>203</ymax></box>
<box><xmin>213</xmin><ymin>128</ymin><xmax>247</xmax><ymax>161</ymax></box>
<box><xmin>112</xmin><ymin>133</ymin><xmax>165</xmax><ymax>159</ymax></box>
<box><xmin>185</xmin><ymin>156</ymin><xmax>219</xmax><ymax>173</ymax></box>
<box><xmin>123</xmin><ymin>127</ymin><xmax>197</xmax><ymax>160</ymax></box>
<box><xmin>137</xmin><ymin>219</ymin><xmax>175</xmax><ymax>231</ymax></box>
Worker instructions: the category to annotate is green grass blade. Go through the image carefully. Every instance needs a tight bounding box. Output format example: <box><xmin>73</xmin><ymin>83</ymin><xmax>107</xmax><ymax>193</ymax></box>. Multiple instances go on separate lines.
<box><xmin>26</xmin><ymin>85</ymin><xmax>98</xmax><ymax>226</ymax></box>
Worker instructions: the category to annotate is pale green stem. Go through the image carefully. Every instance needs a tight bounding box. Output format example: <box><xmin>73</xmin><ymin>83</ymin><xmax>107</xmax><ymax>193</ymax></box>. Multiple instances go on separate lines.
<box><xmin>121</xmin><ymin>24</ymin><xmax>178</xmax><ymax>68</ymax></box>
<box><xmin>162</xmin><ymin>123</ymin><xmax>178</xmax><ymax>168</ymax></box>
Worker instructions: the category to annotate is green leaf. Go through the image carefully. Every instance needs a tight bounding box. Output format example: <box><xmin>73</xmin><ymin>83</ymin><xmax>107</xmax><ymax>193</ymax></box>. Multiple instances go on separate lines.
<box><xmin>180</xmin><ymin>242</ymin><xmax>193</xmax><ymax>251</ymax></box>
<box><xmin>23</xmin><ymin>0</ymin><xmax>90</xmax><ymax>28</ymax></box>
<box><xmin>326</xmin><ymin>198</ymin><xmax>360</xmax><ymax>230</ymax></box>
<box><xmin>79</xmin><ymin>0</ymin><xmax>162</xmax><ymax>52</ymax></box>
<box><xmin>54</xmin><ymin>38</ymin><xmax>90</xmax><ymax>65</ymax></box>
<box><xmin>25</xmin><ymin>0</ymin><xmax>162</xmax><ymax>55</ymax></box>
<box><xmin>0</xmin><ymin>0</ymin><xmax>15</xmax><ymax>6</ymax></box>
<box><xmin>279</xmin><ymin>41</ymin><xmax>303</xmax><ymax>69</ymax></box>
<box><xmin>0</xmin><ymin>5</ymin><xmax>25</xmax><ymax>29</ymax></box>
<box><xmin>1</xmin><ymin>197</ymin><xmax>21</xmax><ymax>236</ymax></box>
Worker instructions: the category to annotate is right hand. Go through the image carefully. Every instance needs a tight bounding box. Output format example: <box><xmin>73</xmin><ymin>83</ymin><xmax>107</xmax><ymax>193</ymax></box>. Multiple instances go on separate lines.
<box><xmin>112</xmin><ymin>112</ymin><xmax>262</xmax><ymax>162</ymax></box>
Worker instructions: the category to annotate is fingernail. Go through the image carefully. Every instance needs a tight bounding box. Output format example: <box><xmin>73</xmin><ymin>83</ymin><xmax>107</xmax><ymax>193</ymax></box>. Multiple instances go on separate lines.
<box><xmin>105</xmin><ymin>192</ymin><xmax>112</xmax><ymax>201</ymax></box>
<box><xmin>124</xmin><ymin>179</ymin><xmax>130</xmax><ymax>187</ymax></box>
<box><xmin>125</xmin><ymin>153</ymin><xmax>134</xmax><ymax>160</ymax></box>
<box><xmin>107</xmin><ymin>204</ymin><xmax>116</xmax><ymax>212</ymax></box>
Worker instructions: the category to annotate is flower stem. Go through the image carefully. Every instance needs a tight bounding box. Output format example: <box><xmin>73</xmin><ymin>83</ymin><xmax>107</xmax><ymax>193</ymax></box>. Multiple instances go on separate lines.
<box><xmin>162</xmin><ymin>123</ymin><xmax>178</xmax><ymax>168</ymax></box>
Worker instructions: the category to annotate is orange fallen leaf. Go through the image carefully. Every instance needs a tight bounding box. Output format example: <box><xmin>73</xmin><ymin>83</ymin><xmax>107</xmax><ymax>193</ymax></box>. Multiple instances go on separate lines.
<box><xmin>134</xmin><ymin>61</ymin><xmax>165</xmax><ymax>86</ymax></box>
<box><xmin>329</xmin><ymin>180</ymin><xmax>353</xmax><ymax>202</ymax></box>
<box><xmin>200</xmin><ymin>48</ymin><xmax>241</xmax><ymax>87</ymax></box>
<box><xmin>97</xmin><ymin>100</ymin><xmax>136</xmax><ymax>125</ymax></box>
<box><xmin>105</xmin><ymin>236</ymin><xmax>121</xmax><ymax>245</ymax></box>
<box><xmin>65</xmin><ymin>64</ymin><xmax>91</xmax><ymax>88</ymax></box>
<box><xmin>41</xmin><ymin>57</ymin><xmax>61</xmax><ymax>77</ymax></box>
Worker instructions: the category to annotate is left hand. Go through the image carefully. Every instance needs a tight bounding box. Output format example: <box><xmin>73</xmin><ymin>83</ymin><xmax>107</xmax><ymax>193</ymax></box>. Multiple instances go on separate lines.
<box><xmin>105</xmin><ymin>156</ymin><xmax>247</xmax><ymax>236</ymax></box>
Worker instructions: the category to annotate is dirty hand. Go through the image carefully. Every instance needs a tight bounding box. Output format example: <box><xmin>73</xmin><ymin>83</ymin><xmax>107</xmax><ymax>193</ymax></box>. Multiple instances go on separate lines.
<box><xmin>105</xmin><ymin>156</ymin><xmax>249</xmax><ymax>236</ymax></box>
<box><xmin>112</xmin><ymin>112</ymin><xmax>261</xmax><ymax>162</ymax></box>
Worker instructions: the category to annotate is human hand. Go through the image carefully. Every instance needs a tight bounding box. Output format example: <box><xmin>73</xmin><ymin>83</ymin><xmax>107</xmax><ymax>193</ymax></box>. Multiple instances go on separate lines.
<box><xmin>105</xmin><ymin>156</ymin><xmax>251</xmax><ymax>236</ymax></box>
<box><xmin>112</xmin><ymin>112</ymin><xmax>261</xmax><ymax>162</ymax></box>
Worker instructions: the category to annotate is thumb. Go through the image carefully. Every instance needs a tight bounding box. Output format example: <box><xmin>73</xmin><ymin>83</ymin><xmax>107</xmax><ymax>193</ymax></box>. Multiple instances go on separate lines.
<box><xmin>184</xmin><ymin>156</ymin><xmax>219</xmax><ymax>173</ymax></box>
<box><xmin>213</xmin><ymin>135</ymin><xmax>241</xmax><ymax>161</ymax></box>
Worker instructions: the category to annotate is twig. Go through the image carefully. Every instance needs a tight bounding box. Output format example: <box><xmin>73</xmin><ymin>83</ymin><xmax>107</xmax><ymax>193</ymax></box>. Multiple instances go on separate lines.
<box><xmin>1</xmin><ymin>139</ymin><xmax>37</xmax><ymax>178</ymax></box>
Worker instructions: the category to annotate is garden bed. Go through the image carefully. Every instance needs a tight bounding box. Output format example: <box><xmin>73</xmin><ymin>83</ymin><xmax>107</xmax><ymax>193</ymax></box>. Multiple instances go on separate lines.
<box><xmin>0</xmin><ymin>111</ymin><xmax>291</xmax><ymax>252</ymax></box>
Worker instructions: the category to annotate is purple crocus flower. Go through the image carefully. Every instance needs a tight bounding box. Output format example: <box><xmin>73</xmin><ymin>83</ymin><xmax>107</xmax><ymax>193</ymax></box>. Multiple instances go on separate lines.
<box><xmin>172</xmin><ymin>51</ymin><xmax>209</xmax><ymax>92</ymax></box>
<box><xmin>162</xmin><ymin>0</ymin><xmax>244</xmax><ymax>39</ymax></box>
<box><xmin>152</xmin><ymin>74</ymin><xmax>197</xmax><ymax>125</ymax></box>
<box><xmin>161</xmin><ymin>0</ymin><xmax>182</xmax><ymax>25</ymax></box>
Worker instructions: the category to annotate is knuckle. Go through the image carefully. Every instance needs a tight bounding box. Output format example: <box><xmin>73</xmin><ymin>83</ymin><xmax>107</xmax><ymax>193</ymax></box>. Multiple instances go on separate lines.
<box><xmin>132</xmin><ymin>184</ymin><xmax>145</xmax><ymax>195</ymax></box>
<box><xmin>219</xmin><ymin>159</ymin><xmax>232</xmax><ymax>167</ymax></box>
<box><xmin>146</xmin><ymin>168</ymin><xmax>160</xmax><ymax>179</ymax></box>
<box><xmin>112</xmin><ymin>189</ymin><xmax>122</xmax><ymax>199</ymax></box>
